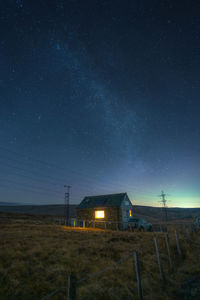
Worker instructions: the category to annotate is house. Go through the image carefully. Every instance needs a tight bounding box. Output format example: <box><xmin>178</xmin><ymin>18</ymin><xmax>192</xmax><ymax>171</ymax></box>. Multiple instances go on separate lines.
<box><xmin>76</xmin><ymin>193</ymin><xmax>133</xmax><ymax>229</ymax></box>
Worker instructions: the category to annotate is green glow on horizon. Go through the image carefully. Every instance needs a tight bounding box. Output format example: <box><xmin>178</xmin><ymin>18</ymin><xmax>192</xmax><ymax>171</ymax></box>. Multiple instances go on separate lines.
<box><xmin>130</xmin><ymin>193</ymin><xmax>200</xmax><ymax>208</ymax></box>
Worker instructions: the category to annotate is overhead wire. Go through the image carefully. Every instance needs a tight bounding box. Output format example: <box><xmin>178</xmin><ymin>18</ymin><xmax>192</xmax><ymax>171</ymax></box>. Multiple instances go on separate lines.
<box><xmin>0</xmin><ymin>147</ymin><xmax>158</xmax><ymax>203</ymax></box>
<box><xmin>0</xmin><ymin>182</ymin><xmax>62</xmax><ymax>199</ymax></box>
<box><xmin>0</xmin><ymin>147</ymin><xmax>156</xmax><ymax>193</ymax></box>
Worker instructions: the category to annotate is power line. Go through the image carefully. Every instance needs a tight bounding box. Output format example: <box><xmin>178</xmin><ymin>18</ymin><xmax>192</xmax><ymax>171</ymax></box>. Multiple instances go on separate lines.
<box><xmin>0</xmin><ymin>173</ymin><xmax>157</xmax><ymax>205</ymax></box>
<box><xmin>0</xmin><ymin>159</ymin><xmax>156</xmax><ymax>198</ymax></box>
<box><xmin>0</xmin><ymin>161</ymin><xmax>121</xmax><ymax>194</ymax></box>
<box><xmin>0</xmin><ymin>170</ymin><xmax>62</xmax><ymax>187</ymax></box>
<box><xmin>0</xmin><ymin>177</ymin><xmax>62</xmax><ymax>196</ymax></box>
<box><xmin>0</xmin><ymin>175</ymin><xmax>156</xmax><ymax>206</ymax></box>
<box><xmin>0</xmin><ymin>147</ymin><xmax>156</xmax><ymax>194</ymax></box>
<box><xmin>0</xmin><ymin>146</ymin><xmax>66</xmax><ymax>171</ymax></box>
<box><xmin>0</xmin><ymin>147</ymin><xmax>161</xmax><ymax>204</ymax></box>
<box><xmin>0</xmin><ymin>157</ymin><xmax>157</xmax><ymax>202</ymax></box>
<box><xmin>0</xmin><ymin>182</ymin><xmax>63</xmax><ymax>199</ymax></box>
<box><xmin>0</xmin><ymin>161</ymin><xmax>64</xmax><ymax>183</ymax></box>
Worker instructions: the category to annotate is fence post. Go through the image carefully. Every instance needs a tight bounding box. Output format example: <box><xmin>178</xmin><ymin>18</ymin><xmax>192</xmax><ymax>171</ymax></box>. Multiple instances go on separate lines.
<box><xmin>175</xmin><ymin>230</ymin><xmax>182</xmax><ymax>258</ymax></box>
<box><xmin>186</xmin><ymin>227</ymin><xmax>190</xmax><ymax>240</ymax></box>
<box><xmin>154</xmin><ymin>237</ymin><xmax>165</xmax><ymax>282</ymax></box>
<box><xmin>133</xmin><ymin>251</ymin><xmax>143</xmax><ymax>300</ymax></box>
<box><xmin>67</xmin><ymin>274</ymin><xmax>76</xmax><ymax>300</ymax></box>
<box><xmin>164</xmin><ymin>234</ymin><xmax>173</xmax><ymax>269</ymax></box>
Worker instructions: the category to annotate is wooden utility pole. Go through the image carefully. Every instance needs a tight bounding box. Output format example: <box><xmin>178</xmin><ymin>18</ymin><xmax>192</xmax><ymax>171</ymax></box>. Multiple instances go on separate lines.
<box><xmin>133</xmin><ymin>251</ymin><xmax>143</xmax><ymax>300</ymax></box>
<box><xmin>67</xmin><ymin>275</ymin><xmax>76</xmax><ymax>300</ymax></box>
<box><xmin>164</xmin><ymin>233</ymin><xmax>173</xmax><ymax>269</ymax></box>
<box><xmin>154</xmin><ymin>237</ymin><xmax>165</xmax><ymax>282</ymax></box>
<box><xmin>175</xmin><ymin>230</ymin><xmax>182</xmax><ymax>258</ymax></box>
<box><xmin>64</xmin><ymin>185</ymin><xmax>71</xmax><ymax>226</ymax></box>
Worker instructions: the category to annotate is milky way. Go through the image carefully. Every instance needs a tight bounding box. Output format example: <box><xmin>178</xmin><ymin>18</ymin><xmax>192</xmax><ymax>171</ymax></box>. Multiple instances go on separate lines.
<box><xmin>0</xmin><ymin>1</ymin><xmax>200</xmax><ymax>207</ymax></box>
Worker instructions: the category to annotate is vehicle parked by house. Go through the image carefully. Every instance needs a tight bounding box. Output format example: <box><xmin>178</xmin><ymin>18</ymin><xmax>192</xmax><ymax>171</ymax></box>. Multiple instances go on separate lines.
<box><xmin>194</xmin><ymin>217</ymin><xmax>200</xmax><ymax>229</ymax></box>
<box><xmin>128</xmin><ymin>218</ymin><xmax>152</xmax><ymax>231</ymax></box>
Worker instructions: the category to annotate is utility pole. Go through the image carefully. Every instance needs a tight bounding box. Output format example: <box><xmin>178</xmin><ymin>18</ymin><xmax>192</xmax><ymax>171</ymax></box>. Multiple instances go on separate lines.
<box><xmin>64</xmin><ymin>185</ymin><xmax>71</xmax><ymax>226</ymax></box>
<box><xmin>158</xmin><ymin>191</ymin><xmax>168</xmax><ymax>223</ymax></box>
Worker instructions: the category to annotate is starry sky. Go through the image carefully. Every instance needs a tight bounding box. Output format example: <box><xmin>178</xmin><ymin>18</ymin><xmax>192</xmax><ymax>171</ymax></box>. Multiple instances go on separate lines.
<box><xmin>0</xmin><ymin>0</ymin><xmax>200</xmax><ymax>207</ymax></box>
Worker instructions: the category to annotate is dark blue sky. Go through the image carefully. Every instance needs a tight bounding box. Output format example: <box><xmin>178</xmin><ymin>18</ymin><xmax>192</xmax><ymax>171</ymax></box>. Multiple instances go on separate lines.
<box><xmin>0</xmin><ymin>0</ymin><xmax>200</xmax><ymax>207</ymax></box>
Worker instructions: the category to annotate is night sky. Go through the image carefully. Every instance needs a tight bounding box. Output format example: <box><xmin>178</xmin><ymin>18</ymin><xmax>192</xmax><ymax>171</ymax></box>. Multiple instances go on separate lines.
<box><xmin>0</xmin><ymin>0</ymin><xmax>200</xmax><ymax>207</ymax></box>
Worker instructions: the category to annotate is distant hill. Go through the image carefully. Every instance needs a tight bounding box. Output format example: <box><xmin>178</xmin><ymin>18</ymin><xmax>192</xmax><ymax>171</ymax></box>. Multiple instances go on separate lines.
<box><xmin>0</xmin><ymin>204</ymin><xmax>199</xmax><ymax>221</ymax></box>
<box><xmin>133</xmin><ymin>205</ymin><xmax>200</xmax><ymax>221</ymax></box>
<box><xmin>0</xmin><ymin>204</ymin><xmax>77</xmax><ymax>217</ymax></box>
<box><xmin>0</xmin><ymin>202</ymin><xmax>22</xmax><ymax>206</ymax></box>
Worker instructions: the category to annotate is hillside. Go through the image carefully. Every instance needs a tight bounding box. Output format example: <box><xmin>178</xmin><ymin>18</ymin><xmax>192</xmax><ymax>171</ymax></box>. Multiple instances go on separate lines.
<box><xmin>0</xmin><ymin>204</ymin><xmax>199</xmax><ymax>221</ymax></box>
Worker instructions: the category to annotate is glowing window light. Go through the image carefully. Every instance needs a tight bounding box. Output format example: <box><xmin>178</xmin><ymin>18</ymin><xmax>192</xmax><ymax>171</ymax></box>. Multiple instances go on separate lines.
<box><xmin>129</xmin><ymin>210</ymin><xmax>132</xmax><ymax>217</ymax></box>
<box><xmin>95</xmin><ymin>210</ymin><xmax>105</xmax><ymax>219</ymax></box>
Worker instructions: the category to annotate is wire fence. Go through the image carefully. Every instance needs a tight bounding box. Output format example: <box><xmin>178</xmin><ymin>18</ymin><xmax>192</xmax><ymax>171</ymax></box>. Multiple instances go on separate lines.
<box><xmin>40</xmin><ymin>226</ymin><xmax>199</xmax><ymax>300</ymax></box>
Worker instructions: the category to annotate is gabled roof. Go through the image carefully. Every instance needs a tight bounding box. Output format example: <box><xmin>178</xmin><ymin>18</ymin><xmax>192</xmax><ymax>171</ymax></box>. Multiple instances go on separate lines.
<box><xmin>77</xmin><ymin>193</ymin><xmax>128</xmax><ymax>209</ymax></box>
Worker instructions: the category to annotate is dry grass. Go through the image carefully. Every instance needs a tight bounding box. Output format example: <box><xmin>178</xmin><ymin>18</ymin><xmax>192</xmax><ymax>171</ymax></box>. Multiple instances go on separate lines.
<box><xmin>0</xmin><ymin>216</ymin><xmax>199</xmax><ymax>300</ymax></box>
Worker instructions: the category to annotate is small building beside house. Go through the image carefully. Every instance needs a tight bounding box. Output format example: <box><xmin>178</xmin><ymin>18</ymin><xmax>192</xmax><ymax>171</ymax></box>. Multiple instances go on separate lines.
<box><xmin>76</xmin><ymin>193</ymin><xmax>133</xmax><ymax>229</ymax></box>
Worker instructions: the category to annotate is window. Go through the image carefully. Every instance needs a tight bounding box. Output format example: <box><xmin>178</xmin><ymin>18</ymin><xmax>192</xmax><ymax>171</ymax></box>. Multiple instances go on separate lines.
<box><xmin>95</xmin><ymin>210</ymin><xmax>104</xmax><ymax>219</ymax></box>
<box><xmin>129</xmin><ymin>210</ymin><xmax>132</xmax><ymax>217</ymax></box>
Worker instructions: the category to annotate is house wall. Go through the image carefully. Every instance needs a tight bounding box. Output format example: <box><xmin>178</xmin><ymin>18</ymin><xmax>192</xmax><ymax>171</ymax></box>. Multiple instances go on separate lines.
<box><xmin>77</xmin><ymin>206</ymin><xmax>121</xmax><ymax>228</ymax></box>
<box><xmin>120</xmin><ymin>194</ymin><xmax>133</xmax><ymax>229</ymax></box>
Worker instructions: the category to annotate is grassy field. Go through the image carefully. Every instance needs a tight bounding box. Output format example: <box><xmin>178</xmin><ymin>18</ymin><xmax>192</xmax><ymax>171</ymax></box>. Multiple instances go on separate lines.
<box><xmin>0</xmin><ymin>215</ymin><xmax>199</xmax><ymax>300</ymax></box>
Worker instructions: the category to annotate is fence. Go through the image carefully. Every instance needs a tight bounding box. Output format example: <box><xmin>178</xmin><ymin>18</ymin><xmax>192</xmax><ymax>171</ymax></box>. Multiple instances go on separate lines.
<box><xmin>41</xmin><ymin>226</ymin><xmax>199</xmax><ymax>300</ymax></box>
<box><xmin>53</xmin><ymin>217</ymin><xmax>194</xmax><ymax>233</ymax></box>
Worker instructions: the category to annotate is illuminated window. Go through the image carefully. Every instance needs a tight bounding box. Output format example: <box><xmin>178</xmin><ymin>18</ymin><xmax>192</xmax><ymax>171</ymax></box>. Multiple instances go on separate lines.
<box><xmin>129</xmin><ymin>210</ymin><xmax>132</xmax><ymax>217</ymax></box>
<box><xmin>95</xmin><ymin>210</ymin><xmax>104</xmax><ymax>218</ymax></box>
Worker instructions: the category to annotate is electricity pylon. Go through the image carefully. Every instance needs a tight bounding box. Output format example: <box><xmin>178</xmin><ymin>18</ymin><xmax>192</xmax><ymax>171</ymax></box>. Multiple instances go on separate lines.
<box><xmin>158</xmin><ymin>191</ymin><xmax>169</xmax><ymax>223</ymax></box>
